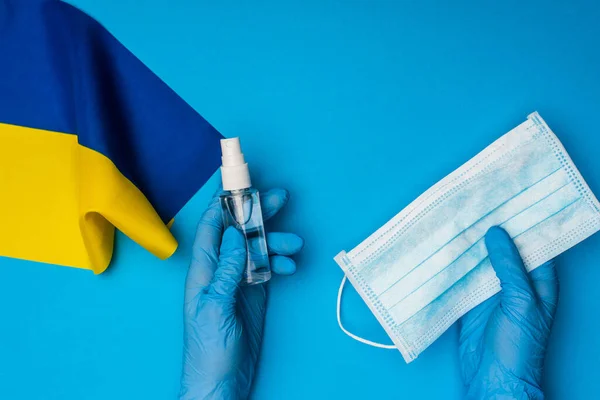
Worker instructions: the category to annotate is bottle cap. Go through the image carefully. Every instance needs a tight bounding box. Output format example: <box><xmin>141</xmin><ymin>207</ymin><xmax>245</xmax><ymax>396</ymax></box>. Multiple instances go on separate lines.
<box><xmin>220</xmin><ymin>137</ymin><xmax>251</xmax><ymax>190</ymax></box>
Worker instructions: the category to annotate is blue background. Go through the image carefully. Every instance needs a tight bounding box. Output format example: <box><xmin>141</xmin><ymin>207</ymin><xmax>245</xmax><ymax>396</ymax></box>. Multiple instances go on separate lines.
<box><xmin>1</xmin><ymin>1</ymin><xmax>599</xmax><ymax>399</ymax></box>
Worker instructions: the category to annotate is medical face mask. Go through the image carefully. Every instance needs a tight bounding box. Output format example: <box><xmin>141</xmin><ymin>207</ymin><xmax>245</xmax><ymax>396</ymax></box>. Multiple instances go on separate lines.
<box><xmin>335</xmin><ymin>112</ymin><xmax>600</xmax><ymax>363</ymax></box>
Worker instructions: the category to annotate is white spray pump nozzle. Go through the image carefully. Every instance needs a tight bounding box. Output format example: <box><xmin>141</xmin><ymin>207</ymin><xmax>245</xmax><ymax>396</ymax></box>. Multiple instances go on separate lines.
<box><xmin>221</xmin><ymin>138</ymin><xmax>244</xmax><ymax>166</ymax></box>
<box><xmin>220</xmin><ymin>137</ymin><xmax>251</xmax><ymax>191</ymax></box>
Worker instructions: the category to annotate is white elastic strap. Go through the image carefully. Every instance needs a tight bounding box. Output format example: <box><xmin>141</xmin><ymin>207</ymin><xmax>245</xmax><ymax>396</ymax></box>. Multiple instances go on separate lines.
<box><xmin>337</xmin><ymin>275</ymin><xmax>396</xmax><ymax>349</ymax></box>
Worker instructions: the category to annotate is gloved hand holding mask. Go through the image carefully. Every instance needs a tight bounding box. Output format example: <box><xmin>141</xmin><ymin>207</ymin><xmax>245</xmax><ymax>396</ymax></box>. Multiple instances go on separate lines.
<box><xmin>459</xmin><ymin>226</ymin><xmax>558</xmax><ymax>399</ymax></box>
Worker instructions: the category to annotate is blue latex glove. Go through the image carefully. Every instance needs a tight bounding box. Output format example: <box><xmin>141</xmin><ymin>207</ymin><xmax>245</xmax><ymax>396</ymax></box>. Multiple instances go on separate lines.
<box><xmin>459</xmin><ymin>227</ymin><xmax>559</xmax><ymax>399</ymax></box>
<box><xmin>180</xmin><ymin>188</ymin><xmax>304</xmax><ymax>400</ymax></box>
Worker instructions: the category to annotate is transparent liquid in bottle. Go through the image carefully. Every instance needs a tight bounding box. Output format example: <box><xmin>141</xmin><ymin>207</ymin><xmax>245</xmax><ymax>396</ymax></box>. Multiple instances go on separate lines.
<box><xmin>220</xmin><ymin>187</ymin><xmax>271</xmax><ymax>285</ymax></box>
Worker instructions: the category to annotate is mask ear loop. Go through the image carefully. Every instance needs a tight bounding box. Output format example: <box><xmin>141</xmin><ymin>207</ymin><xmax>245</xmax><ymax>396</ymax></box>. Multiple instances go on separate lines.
<box><xmin>337</xmin><ymin>275</ymin><xmax>396</xmax><ymax>349</ymax></box>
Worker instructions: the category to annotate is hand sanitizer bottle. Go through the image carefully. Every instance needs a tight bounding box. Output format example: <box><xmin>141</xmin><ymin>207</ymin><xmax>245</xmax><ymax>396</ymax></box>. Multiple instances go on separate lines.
<box><xmin>219</xmin><ymin>137</ymin><xmax>271</xmax><ymax>285</ymax></box>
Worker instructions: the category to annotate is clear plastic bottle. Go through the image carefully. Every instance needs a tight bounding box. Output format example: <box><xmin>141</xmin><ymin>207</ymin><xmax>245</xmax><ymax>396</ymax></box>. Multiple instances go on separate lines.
<box><xmin>220</xmin><ymin>188</ymin><xmax>270</xmax><ymax>285</ymax></box>
<box><xmin>219</xmin><ymin>138</ymin><xmax>271</xmax><ymax>285</ymax></box>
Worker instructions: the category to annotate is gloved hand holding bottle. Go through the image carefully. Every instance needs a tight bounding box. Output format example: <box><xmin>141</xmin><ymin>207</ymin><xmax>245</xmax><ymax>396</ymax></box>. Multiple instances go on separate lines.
<box><xmin>179</xmin><ymin>187</ymin><xmax>303</xmax><ymax>399</ymax></box>
<box><xmin>459</xmin><ymin>226</ymin><xmax>559</xmax><ymax>399</ymax></box>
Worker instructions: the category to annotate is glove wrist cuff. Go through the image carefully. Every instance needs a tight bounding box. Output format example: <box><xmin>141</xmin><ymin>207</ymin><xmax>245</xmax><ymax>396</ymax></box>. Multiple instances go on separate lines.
<box><xmin>465</xmin><ymin>377</ymin><xmax>544</xmax><ymax>400</ymax></box>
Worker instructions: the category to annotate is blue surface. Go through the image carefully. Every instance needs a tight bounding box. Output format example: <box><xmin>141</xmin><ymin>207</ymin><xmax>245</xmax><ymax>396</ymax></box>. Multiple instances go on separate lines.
<box><xmin>1</xmin><ymin>1</ymin><xmax>600</xmax><ymax>398</ymax></box>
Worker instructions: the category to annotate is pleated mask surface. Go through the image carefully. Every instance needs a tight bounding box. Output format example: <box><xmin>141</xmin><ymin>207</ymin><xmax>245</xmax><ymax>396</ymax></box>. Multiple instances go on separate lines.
<box><xmin>335</xmin><ymin>112</ymin><xmax>600</xmax><ymax>362</ymax></box>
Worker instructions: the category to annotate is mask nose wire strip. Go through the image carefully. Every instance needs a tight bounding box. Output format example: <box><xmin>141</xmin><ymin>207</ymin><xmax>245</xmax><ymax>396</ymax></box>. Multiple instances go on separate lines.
<box><xmin>337</xmin><ymin>275</ymin><xmax>396</xmax><ymax>349</ymax></box>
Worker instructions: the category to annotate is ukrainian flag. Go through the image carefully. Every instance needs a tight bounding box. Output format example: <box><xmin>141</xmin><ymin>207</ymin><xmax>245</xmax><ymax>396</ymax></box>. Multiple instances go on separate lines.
<box><xmin>0</xmin><ymin>0</ymin><xmax>223</xmax><ymax>273</ymax></box>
